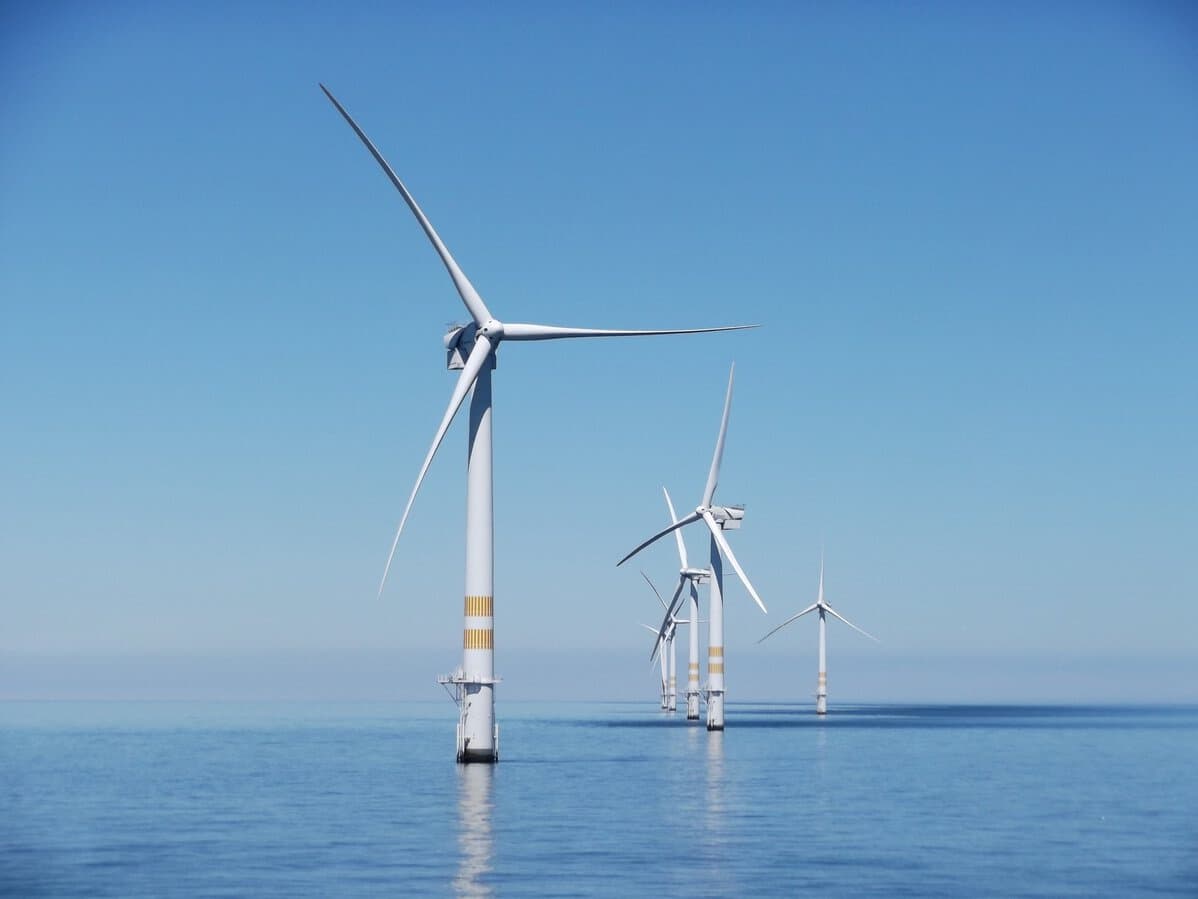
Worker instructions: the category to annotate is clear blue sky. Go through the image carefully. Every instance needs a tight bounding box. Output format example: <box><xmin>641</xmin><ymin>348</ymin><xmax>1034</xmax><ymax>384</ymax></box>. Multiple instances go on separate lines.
<box><xmin>2</xmin><ymin>2</ymin><xmax>1195</xmax><ymax>701</ymax></box>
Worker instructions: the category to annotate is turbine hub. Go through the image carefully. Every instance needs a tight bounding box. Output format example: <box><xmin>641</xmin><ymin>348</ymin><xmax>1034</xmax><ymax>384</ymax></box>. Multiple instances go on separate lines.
<box><xmin>478</xmin><ymin>318</ymin><xmax>505</xmax><ymax>341</ymax></box>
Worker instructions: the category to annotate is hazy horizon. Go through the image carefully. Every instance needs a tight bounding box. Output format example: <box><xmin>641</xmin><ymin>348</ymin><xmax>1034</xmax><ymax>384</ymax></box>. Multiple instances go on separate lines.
<box><xmin>6</xmin><ymin>646</ymin><xmax>1196</xmax><ymax>705</ymax></box>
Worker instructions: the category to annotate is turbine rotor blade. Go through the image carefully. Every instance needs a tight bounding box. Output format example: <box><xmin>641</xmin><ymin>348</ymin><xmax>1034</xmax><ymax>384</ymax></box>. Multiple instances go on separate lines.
<box><xmin>701</xmin><ymin>509</ymin><xmax>767</xmax><ymax>613</ymax></box>
<box><xmin>757</xmin><ymin>603</ymin><xmax>819</xmax><ymax>643</ymax></box>
<box><xmin>618</xmin><ymin>510</ymin><xmax>703</xmax><ymax>567</ymax></box>
<box><xmin>663</xmin><ymin>487</ymin><xmax>688</xmax><ymax>569</ymax></box>
<box><xmin>825</xmin><ymin>606</ymin><xmax>881</xmax><ymax>642</ymax></box>
<box><xmin>502</xmin><ymin>323</ymin><xmax>756</xmax><ymax>341</ymax></box>
<box><xmin>377</xmin><ymin>335</ymin><xmax>494</xmax><ymax>598</ymax></box>
<box><xmin>641</xmin><ymin>571</ymin><xmax>668</xmax><ymax>611</ymax></box>
<box><xmin>702</xmin><ymin>364</ymin><xmax>735</xmax><ymax>507</ymax></box>
<box><xmin>818</xmin><ymin>549</ymin><xmax>825</xmax><ymax>606</ymax></box>
<box><xmin>320</xmin><ymin>84</ymin><xmax>492</xmax><ymax>327</ymax></box>
<box><xmin>650</xmin><ymin>576</ymin><xmax>688</xmax><ymax>662</ymax></box>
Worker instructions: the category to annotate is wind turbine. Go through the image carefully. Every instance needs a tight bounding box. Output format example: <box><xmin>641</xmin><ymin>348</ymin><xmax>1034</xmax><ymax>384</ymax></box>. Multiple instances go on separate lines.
<box><xmin>321</xmin><ymin>86</ymin><xmax>752</xmax><ymax>763</ymax></box>
<box><xmin>757</xmin><ymin>552</ymin><xmax>878</xmax><ymax>714</ymax></box>
<box><xmin>652</xmin><ymin>489</ymin><xmax>711</xmax><ymax>720</ymax></box>
<box><xmin>620</xmin><ymin>364</ymin><xmax>766</xmax><ymax>731</ymax></box>
<box><xmin>640</xmin><ymin>571</ymin><xmax>693</xmax><ymax>712</ymax></box>
<box><xmin>640</xmin><ymin>621</ymin><xmax>672</xmax><ymax>710</ymax></box>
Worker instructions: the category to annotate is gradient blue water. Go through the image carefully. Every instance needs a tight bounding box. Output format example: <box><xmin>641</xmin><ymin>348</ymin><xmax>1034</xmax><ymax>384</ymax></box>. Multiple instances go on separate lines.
<box><xmin>3</xmin><ymin>702</ymin><xmax>1195</xmax><ymax>896</ymax></box>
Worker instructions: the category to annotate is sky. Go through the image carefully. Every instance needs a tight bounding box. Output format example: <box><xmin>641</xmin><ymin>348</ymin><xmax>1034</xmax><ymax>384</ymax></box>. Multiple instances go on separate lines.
<box><xmin>2</xmin><ymin>2</ymin><xmax>1195</xmax><ymax>702</ymax></box>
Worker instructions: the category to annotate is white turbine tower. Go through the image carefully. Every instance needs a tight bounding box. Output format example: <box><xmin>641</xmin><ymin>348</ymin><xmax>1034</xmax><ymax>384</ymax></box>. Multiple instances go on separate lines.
<box><xmin>321</xmin><ymin>86</ymin><xmax>752</xmax><ymax>763</ymax></box>
<box><xmin>758</xmin><ymin>552</ymin><xmax>878</xmax><ymax>715</ymax></box>
<box><xmin>620</xmin><ymin>364</ymin><xmax>767</xmax><ymax>731</ymax></box>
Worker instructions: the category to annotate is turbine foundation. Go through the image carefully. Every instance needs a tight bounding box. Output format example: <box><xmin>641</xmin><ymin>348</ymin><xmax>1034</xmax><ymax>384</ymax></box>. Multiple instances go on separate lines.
<box><xmin>438</xmin><ymin>669</ymin><xmax>500</xmax><ymax>763</ymax></box>
<box><xmin>706</xmin><ymin>690</ymin><xmax>725</xmax><ymax>731</ymax></box>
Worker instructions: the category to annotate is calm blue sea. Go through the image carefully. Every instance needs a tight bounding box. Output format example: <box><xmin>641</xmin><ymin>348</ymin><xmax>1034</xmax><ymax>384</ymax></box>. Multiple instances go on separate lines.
<box><xmin>2</xmin><ymin>701</ymin><xmax>1195</xmax><ymax>897</ymax></box>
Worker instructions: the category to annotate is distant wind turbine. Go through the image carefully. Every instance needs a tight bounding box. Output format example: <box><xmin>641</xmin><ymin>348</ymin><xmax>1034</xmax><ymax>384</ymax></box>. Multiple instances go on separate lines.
<box><xmin>640</xmin><ymin>622</ymin><xmax>672</xmax><ymax>710</ymax></box>
<box><xmin>321</xmin><ymin>85</ymin><xmax>753</xmax><ymax>762</ymax></box>
<box><xmin>758</xmin><ymin>552</ymin><xmax>878</xmax><ymax>714</ymax></box>
<box><xmin>620</xmin><ymin>364</ymin><xmax>767</xmax><ymax>730</ymax></box>
<box><xmin>653</xmin><ymin>490</ymin><xmax>710</xmax><ymax>720</ymax></box>
<box><xmin>641</xmin><ymin>571</ymin><xmax>694</xmax><ymax>712</ymax></box>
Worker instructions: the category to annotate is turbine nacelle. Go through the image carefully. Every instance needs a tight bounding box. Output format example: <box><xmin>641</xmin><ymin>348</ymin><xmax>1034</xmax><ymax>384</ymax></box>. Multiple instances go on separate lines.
<box><xmin>445</xmin><ymin>323</ymin><xmax>483</xmax><ymax>370</ymax></box>
<box><xmin>706</xmin><ymin>504</ymin><xmax>744</xmax><ymax>530</ymax></box>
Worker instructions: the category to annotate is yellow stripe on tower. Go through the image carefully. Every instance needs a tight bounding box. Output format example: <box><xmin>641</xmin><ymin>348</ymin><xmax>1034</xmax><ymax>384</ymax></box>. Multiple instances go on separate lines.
<box><xmin>708</xmin><ymin>647</ymin><xmax>724</xmax><ymax>657</ymax></box>
<box><xmin>708</xmin><ymin>662</ymin><xmax>725</xmax><ymax>674</ymax></box>
<box><xmin>463</xmin><ymin>628</ymin><xmax>494</xmax><ymax>649</ymax></box>
<box><xmin>464</xmin><ymin>595</ymin><xmax>493</xmax><ymax>617</ymax></box>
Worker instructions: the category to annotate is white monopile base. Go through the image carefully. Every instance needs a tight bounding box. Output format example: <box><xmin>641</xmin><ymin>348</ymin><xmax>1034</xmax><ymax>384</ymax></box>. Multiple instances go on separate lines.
<box><xmin>686</xmin><ymin>690</ymin><xmax>700</xmax><ymax>720</ymax></box>
<box><xmin>706</xmin><ymin>691</ymin><xmax>725</xmax><ymax>731</ymax></box>
<box><xmin>458</xmin><ymin>684</ymin><xmax>498</xmax><ymax>763</ymax></box>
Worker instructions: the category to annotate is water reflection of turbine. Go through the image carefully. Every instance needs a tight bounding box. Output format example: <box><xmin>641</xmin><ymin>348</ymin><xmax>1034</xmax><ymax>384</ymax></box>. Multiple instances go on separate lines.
<box><xmin>705</xmin><ymin>728</ymin><xmax>726</xmax><ymax>821</ymax></box>
<box><xmin>702</xmin><ymin>730</ymin><xmax>734</xmax><ymax>893</ymax></box>
<box><xmin>454</xmin><ymin>765</ymin><xmax>494</xmax><ymax>898</ymax></box>
<box><xmin>811</xmin><ymin>720</ymin><xmax>832</xmax><ymax>819</ymax></box>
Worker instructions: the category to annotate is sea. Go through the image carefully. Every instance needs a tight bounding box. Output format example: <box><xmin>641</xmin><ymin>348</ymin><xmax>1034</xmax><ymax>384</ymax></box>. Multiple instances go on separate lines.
<box><xmin>2</xmin><ymin>701</ymin><xmax>1195</xmax><ymax>897</ymax></box>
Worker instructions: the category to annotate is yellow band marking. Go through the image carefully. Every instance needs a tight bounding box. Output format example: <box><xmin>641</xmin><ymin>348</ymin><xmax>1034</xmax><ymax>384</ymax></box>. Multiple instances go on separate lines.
<box><xmin>464</xmin><ymin>595</ymin><xmax>493</xmax><ymax>617</ymax></box>
<box><xmin>708</xmin><ymin>663</ymin><xmax>724</xmax><ymax>674</ymax></box>
<box><xmin>463</xmin><ymin>628</ymin><xmax>494</xmax><ymax>649</ymax></box>
<box><xmin>708</xmin><ymin>647</ymin><xmax>724</xmax><ymax>657</ymax></box>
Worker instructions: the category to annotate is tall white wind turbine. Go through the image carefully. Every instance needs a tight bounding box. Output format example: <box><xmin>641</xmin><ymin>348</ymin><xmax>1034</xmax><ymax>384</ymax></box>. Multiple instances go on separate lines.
<box><xmin>321</xmin><ymin>86</ymin><xmax>752</xmax><ymax>762</ymax></box>
<box><xmin>757</xmin><ymin>552</ymin><xmax>878</xmax><ymax>714</ymax></box>
<box><xmin>620</xmin><ymin>364</ymin><xmax>766</xmax><ymax>730</ymax></box>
